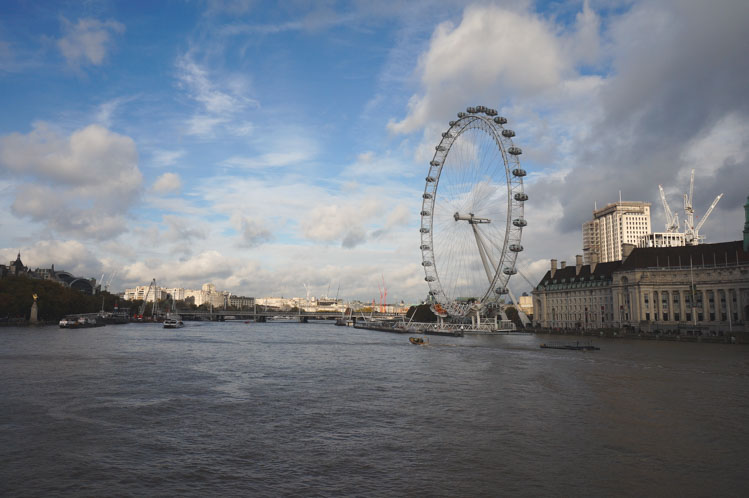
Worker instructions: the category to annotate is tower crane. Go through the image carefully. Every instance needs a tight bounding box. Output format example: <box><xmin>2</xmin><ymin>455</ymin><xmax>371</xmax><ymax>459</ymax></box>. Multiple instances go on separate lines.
<box><xmin>688</xmin><ymin>193</ymin><xmax>723</xmax><ymax>245</ymax></box>
<box><xmin>105</xmin><ymin>270</ymin><xmax>118</xmax><ymax>292</ymax></box>
<box><xmin>138</xmin><ymin>278</ymin><xmax>156</xmax><ymax>319</ymax></box>
<box><xmin>658</xmin><ymin>185</ymin><xmax>679</xmax><ymax>232</ymax></box>
<box><xmin>682</xmin><ymin>169</ymin><xmax>723</xmax><ymax>245</ymax></box>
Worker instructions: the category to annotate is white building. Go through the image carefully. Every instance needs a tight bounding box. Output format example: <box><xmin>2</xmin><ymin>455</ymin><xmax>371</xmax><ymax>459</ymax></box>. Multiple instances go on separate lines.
<box><xmin>639</xmin><ymin>232</ymin><xmax>686</xmax><ymax>248</ymax></box>
<box><xmin>125</xmin><ymin>282</ymin><xmax>228</xmax><ymax>307</ymax></box>
<box><xmin>124</xmin><ymin>285</ymin><xmax>165</xmax><ymax>302</ymax></box>
<box><xmin>518</xmin><ymin>295</ymin><xmax>534</xmax><ymax>317</ymax></box>
<box><xmin>583</xmin><ymin>201</ymin><xmax>651</xmax><ymax>264</ymax></box>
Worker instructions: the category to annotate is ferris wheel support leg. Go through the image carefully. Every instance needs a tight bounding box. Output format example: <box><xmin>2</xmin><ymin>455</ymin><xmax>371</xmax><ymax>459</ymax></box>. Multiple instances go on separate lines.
<box><xmin>472</xmin><ymin>224</ymin><xmax>496</xmax><ymax>285</ymax></box>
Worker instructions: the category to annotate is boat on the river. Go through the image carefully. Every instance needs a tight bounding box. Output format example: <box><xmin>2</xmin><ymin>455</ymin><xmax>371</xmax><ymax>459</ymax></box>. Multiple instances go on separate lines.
<box><xmin>163</xmin><ymin>315</ymin><xmax>184</xmax><ymax>328</ymax></box>
<box><xmin>409</xmin><ymin>337</ymin><xmax>427</xmax><ymax>345</ymax></box>
<box><xmin>60</xmin><ymin>315</ymin><xmax>105</xmax><ymax>328</ymax></box>
<box><xmin>540</xmin><ymin>341</ymin><xmax>599</xmax><ymax>351</ymax></box>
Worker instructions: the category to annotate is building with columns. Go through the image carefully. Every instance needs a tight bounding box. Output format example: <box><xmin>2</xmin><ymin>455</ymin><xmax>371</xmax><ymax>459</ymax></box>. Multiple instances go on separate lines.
<box><xmin>612</xmin><ymin>241</ymin><xmax>749</xmax><ymax>334</ymax></box>
<box><xmin>534</xmin><ymin>237</ymin><xmax>749</xmax><ymax>337</ymax></box>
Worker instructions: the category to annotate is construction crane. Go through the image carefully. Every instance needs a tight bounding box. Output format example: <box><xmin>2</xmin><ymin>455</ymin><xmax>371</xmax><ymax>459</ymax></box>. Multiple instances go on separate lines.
<box><xmin>138</xmin><ymin>278</ymin><xmax>156</xmax><ymax>318</ymax></box>
<box><xmin>658</xmin><ymin>184</ymin><xmax>680</xmax><ymax>232</ymax></box>
<box><xmin>104</xmin><ymin>270</ymin><xmax>118</xmax><ymax>292</ymax></box>
<box><xmin>683</xmin><ymin>169</ymin><xmax>723</xmax><ymax>245</ymax></box>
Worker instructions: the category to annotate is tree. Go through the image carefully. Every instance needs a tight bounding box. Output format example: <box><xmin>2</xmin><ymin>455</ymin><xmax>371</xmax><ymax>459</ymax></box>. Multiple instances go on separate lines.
<box><xmin>0</xmin><ymin>276</ymin><xmax>122</xmax><ymax>321</ymax></box>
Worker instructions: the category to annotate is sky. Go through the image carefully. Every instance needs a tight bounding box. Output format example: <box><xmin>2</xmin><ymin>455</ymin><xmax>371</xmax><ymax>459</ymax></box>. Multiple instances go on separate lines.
<box><xmin>1</xmin><ymin>0</ymin><xmax>748</xmax><ymax>304</ymax></box>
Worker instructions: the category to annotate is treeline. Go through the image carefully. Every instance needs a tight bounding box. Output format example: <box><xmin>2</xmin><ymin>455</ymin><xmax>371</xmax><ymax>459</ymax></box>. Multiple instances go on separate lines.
<box><xmin>0</xmin><ymin>276</ymin><xmax>121</xmax><ymax>322</ymax></box>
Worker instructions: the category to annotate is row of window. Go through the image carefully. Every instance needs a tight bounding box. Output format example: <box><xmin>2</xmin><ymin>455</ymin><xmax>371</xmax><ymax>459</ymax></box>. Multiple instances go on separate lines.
<box><xmin>645</xmin><ymin>311</ymin><xmax>739</xmax><ymax>322</ymax></box>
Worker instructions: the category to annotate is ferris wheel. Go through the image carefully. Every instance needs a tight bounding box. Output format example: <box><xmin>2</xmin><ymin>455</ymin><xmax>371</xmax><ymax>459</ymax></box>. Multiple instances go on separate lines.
<box><xmin>420</xmin><ymin>105</ymin><xmax>527</xmax><ymax>317</ymax></box>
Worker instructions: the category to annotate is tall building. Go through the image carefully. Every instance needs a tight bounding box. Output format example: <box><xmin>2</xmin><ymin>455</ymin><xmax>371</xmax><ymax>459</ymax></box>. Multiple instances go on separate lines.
<box><xmin>582</xmin><ymin>201</ymin><xmax>651</xmax><ymax>263</ymax></box>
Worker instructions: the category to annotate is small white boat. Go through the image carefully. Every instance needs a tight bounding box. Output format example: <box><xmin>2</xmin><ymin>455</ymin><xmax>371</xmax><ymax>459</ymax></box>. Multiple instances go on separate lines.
<box><xmin>163</xmin><ymin>315</ymin><xmax>184</xmax><ymax>328</ymax></box>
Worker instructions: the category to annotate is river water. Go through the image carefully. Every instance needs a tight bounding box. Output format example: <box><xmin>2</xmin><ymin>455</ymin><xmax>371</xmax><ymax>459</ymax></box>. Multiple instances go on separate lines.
<box><xmin>1</xmin><ymin>322</ymin><xmax>747</xmax><ymax>497</ymax></box>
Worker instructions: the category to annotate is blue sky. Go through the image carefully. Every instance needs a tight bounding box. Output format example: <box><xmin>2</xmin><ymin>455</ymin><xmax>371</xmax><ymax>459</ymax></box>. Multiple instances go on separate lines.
<box><xmin>1</xmin><ymin>0</ymin><xmax>748</xmax><ymax>303</ymax></box>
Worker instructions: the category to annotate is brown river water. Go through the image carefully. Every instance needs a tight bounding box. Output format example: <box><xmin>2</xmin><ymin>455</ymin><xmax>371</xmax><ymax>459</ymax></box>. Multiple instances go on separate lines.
<box><xmin>1</xmin><ymin>322</ymin><xmax>747</xmax><ymax>496</ymax></box>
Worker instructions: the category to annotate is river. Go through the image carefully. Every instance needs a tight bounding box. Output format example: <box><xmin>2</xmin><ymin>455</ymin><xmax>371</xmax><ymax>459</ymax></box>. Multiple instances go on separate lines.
<box><xmin>1</xmin><ymin>322</ymin><xmax>747</xmax><ymax>496</ymax></box>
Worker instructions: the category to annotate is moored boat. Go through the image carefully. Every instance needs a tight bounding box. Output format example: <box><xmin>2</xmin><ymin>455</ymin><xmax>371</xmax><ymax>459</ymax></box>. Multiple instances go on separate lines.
<box><xmin>540</xmin><ymin>341</ymin><xmax>599</xmax><ymax>351</ymax></box>
<box><xmin>409</xmin><ymin>336</ymin><xmax>427</xmax><ymax>345</ymax></box>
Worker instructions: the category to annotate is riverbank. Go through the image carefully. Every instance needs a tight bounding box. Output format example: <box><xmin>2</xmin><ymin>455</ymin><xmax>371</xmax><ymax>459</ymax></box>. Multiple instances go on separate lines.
<box><xmin>528</xmin><ymin>327</ymin><xmax>746</xmax><ymax>344</ymax></box>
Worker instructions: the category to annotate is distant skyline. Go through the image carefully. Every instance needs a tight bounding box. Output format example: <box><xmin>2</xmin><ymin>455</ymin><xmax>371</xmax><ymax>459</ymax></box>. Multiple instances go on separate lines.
<box><xmin>1</xmin><ymin>0</ymin><xmax>748</xmax><ymax>303</ymax></box>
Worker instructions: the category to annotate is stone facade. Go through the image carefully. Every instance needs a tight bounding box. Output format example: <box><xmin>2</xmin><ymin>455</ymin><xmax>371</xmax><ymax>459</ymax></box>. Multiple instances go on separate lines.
<box><xmin>533</xmin><ymin>240</ymin><xmax>749</xmax><ymax>337</ymax></box>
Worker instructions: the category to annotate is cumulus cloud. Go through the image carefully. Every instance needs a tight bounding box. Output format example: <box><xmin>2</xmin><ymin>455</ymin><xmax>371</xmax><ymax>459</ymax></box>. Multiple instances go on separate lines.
<box><xmin>300</xmin><ymin>199</ymin><xmax>382</xmax><ymax>248</ymax></box>
<box><xmin>121</xmin><ymin>250</ymin><xmax>236</xmax><ymax>289</ymax></box>
<box><xmin>153</xmin><ymin>172</ymin><xmax>182</xmax><ymax>193</ymax></box>
<box><xmin>388</xmin><ymin>4</ymin><xmax>571</xmax><ymax>136</ymax></box>
<box><xmin>0</xmin><ymin>123</ymin><xmax>142</xmax><ymax>239</ymax></box>
<box><xmin>57</xmin><ymin>18</ymin><xmax>125</xmax><ymax>67</ymax></box>
<box><xmin>1</xmin><ymin>240</ymin><xmax>104</xmax><ymax>277</ymax></box>
<box><xmin>162</xmin><ymin>214</ymin><xmax>207</xmax><ymax>243</ymax></box>
<box><xmin>231</xmin><ymin>215</ymin><xmax>273</xmax><ymax>247</ymax></box>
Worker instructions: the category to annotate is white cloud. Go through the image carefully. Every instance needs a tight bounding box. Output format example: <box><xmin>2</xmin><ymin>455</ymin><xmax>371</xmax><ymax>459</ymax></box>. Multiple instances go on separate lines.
<box><xmin>121</xmin><ymin>250</ymin><xmax>236</xmax><ymax>289</ymax></box>
<box><xmin>1</xmin><ymin>240</ymin><xmax>104</xmax><ymax>277</ymax></box>
<box><xmin>223</xmin><ymin>151</ymin><xmax>309</xmax><ymax>169</ymax></box>
<box><xmin>95</xmin><ymin>95</ymin><xmax>137</xmax><ymax>127</ymax></box>
<box><xmin>153</xmin><ymin>172</ymin><xmax>182</xmax><ymax>193</ymax></box>
<box><xmin>178</xmin><ymin>58</ymin><xmax>238</xmax><ymax>114</ymax></box>
<box><xmin>388</xmin><ymin>4</ymin><xmax>571</xmax><ymax>136</ymax></box>
<box><xmin>186</xmin><ymin>114</ymin><xmax>227</xmax><ymax>137</ymax></box>
<box><xmin>0</xmin><ymin>123</ymin><xmax>142</xmax><ymax>239</ymax></box>
<box><xmin>176</xmin><ymin>54</ymin><xmax>259</xmax><ymax>137</ymax></box>
<box><xmin>57</xmin><ymin>18</ymin><xmax>125</xmax><ymax>67</ymax></box>
<box><xmin>231</xmin><ymin>215</ymin><xmax>273</xmax><ymax>247</ymax></box>
<box><xmin>151</xmin><ymin>149</ymin><xmax>185</xmax><ymax>167</ymax></box>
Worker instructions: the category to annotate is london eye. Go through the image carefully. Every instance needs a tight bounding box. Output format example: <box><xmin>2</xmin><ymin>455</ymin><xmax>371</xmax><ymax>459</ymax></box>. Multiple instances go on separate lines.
<box><xmin>420</xmin><ymin>106</ymin><xmax>527</xmax><ymax>317</ymax></box>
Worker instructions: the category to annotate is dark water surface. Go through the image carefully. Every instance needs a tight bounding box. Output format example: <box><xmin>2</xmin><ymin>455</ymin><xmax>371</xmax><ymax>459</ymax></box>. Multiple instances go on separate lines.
<box><xmin>1</xmin><ymin>322</ymin><xmax>747</xmax><ymax>497</ymax></box>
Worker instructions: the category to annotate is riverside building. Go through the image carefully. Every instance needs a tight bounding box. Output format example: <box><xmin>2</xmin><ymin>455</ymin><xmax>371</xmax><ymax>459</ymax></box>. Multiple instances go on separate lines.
<box><xmin>534</xmin><ymin>198</ymin><xmax>749</xmax><ymax>338</ymax></box>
